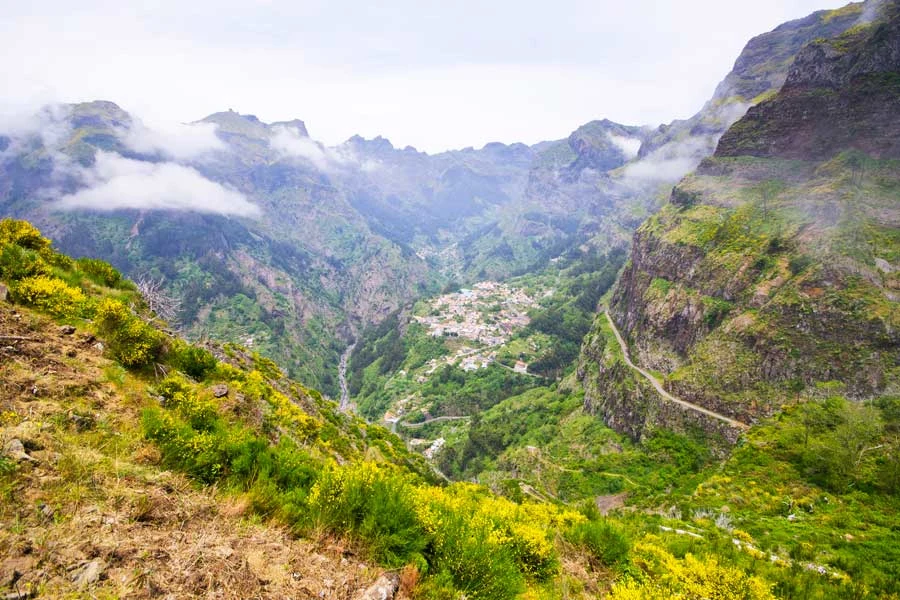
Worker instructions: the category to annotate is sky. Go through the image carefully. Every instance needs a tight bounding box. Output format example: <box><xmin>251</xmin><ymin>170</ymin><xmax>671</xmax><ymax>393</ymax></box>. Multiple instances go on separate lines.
<box><xmin>1</xmin><ymin>0</ymin><xmax>851</xmax><ymax>153</ymax></box>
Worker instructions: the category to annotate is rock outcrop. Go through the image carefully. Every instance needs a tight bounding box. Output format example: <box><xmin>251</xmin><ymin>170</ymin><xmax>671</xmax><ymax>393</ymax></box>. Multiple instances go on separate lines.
<box><xmin>579</xmin><ymin>0</ymin><xmax>900</xmax><ymax>444</ymax></box>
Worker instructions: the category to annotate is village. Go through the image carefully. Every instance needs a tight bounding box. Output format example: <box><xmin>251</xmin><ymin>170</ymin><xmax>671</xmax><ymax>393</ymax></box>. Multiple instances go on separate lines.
<box><xmin>412</xmin><ymin>281</ymin><xmax>540</xmax><ymax>374</ymax></box>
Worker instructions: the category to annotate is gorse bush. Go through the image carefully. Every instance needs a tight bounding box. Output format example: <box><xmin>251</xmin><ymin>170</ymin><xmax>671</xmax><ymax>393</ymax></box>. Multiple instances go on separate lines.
<box><xmin>94</xmin><ymin>298</ymin><xmax>165</xmax><ymax>367</ymax></box>
<box><xmin>12</xmin><ymin>275</ymin><xmax>88</xmax><ymax>318</ymax></box>
<box><xmin>0</xmin><ymin>244</ymin><xmax>50</xmax><ymax>282</ymax></box>
<box><xmin>0</xmin><ymin>219</ymin><xmax>51</xmax><ymax>252</ymax></box>
<box><xmin>565</xmin><ymin>519</ymin><xmax>631</xmax><ymax>567</ymax></box>
<box><xmin>608</xmin><ymin>537</ymin><xmax>775</xmax><ymax>600</ymax></box>
<box><xmin>415</xmin><ymin>484</ymin><xmax>582</xmax><ymax>593</ymax></box>
<box><xmin>424</xmin><ymin>508</ymin><xmax>524</xmax><ymax>600</ymax></box>
<box><xmin>76</xmin><ymin>257</ymin><xmax>123</xmax><ymax>288</ymax></box>
<box><xmin>169</xmin><ymin>340</ymin><xmax>219</xmax><ymax>380</ymax></box>
<box><xmin>154</xmin><ymin>374</ymin><xmax>218</xmax><ymax>430</ymax></box>
<box><xmin>308</xmin><ymin>461</ymin><xmax>427</xmax><ymax>567</ymax></box>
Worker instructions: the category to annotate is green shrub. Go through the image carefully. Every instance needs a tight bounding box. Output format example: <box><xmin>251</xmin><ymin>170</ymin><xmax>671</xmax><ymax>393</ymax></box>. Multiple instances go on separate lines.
<box><xmin>0</xmin><ymin>456</ymin><xmax>17</xmax><ymax>476</ymax></box>
<box><xmin>170</xmin><ymin>341</ymin><xmax>218</xmax><ymax>380</ymax></box>
<box><xmin>142</xmin><ymin>408</ymin><xmax>226</xmax><ymax>483</ymax></box>
<box><xmin>94</xmin><ymin>298</ymin><xmax>165</xmax><ymax>367</ymax></box>
<box><xmin>12</xmin><ymin>275</ymin><xmax>88</xmax><ymax>318</ymax></box>
<box><xmin>0</xmin><ymin>219</ymin><xmax>51</xmax><ymax>252</ymax></box>
<box><xmin>0</xmin><ymin>244</ymin><xmax>50</xmax><ymax>282</ymax></box>
<box><xmin>789</xmin><ymin>255</ymin><xmax>814</xmax><ymax>275</ymax></box>
<box><xmin>565</xmin><ymin>519</ymin><xmax>631</xmax><ymax>566</ymax></box>
<box><xmin>154</xmin><ymin>374</ymin><xmax>217</xmax><ymax>430</ymax></box>
<box><xmin>427</xmin><ymin>508</ymin><xmax>524</xmax><ymax>600</ymax></box>
<box><xmin>308</xmin><ymin>461</ymin><xmax>427</xmax><ymax>567</ymax></box>
<box><xmin>76</xmin><ymin>257</ymin><xmax>123</xmax><ymax>288</ymax></box>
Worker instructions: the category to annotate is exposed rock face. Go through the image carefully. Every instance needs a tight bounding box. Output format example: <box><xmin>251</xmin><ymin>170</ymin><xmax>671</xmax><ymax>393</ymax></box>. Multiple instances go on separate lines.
<box><xmin>579</xmin><ymin>0</ymin><xmax>900</xmax><ymax>444</ymax></box>
<box><xmin>638</xmin><ymin>2</ymin><xmax>865</xmax><ymax>161</ymax></box>
<box><xmin>354</xmin><ymin>572</ymin><xmax>400</xmax><ymax>600</ymax></box>
<box><xmin>717</xmin><ymin>3</ymin><xmax>900</xmax><ymax>160</ymax></box>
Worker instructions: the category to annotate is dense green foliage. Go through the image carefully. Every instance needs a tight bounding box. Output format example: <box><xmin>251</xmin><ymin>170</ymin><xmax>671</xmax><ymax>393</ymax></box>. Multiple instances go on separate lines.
<box><xmin>525</xmin><ymin>248</ymin><xmax>625</xmax><ymax>378</ymax></box>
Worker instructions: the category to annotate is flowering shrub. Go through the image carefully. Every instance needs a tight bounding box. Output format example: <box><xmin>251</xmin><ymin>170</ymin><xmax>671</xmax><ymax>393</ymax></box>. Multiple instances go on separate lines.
<box><xmin>0</xmin><ymin>244</ymin><xmax>50</xmax><ymax>282</ymax></box>
<box><xmin>0</xmin><ymin>219</ymin><xmax>51</xmax><ymax>252</ymax></box>
<box><xmin>12</xmin><ymin>275</ymin><xmax>87</xmax><ymax>318</ymax></box>
<box><xmin>308</xmin><ymin>461</ymin><xmax>426</xmax><ymax>567</ymax></box>
<box><xmin>608</xmin><ymin>536</ymin><xmax>774</xmax><ymax>600</ymax></box>
<box><xmin>155</xmin><ymin>374</ymin><xmax>218</xmax><ymax>430</ymax></box>
<box><xmin>169</xmin><ymin>339</ymin><xmax>218</xmax><ymax>379</ymax></box>
<box><xmin>414</xmin><ymin>484</ymin><xmax>583</xmax><ymax>584</ymax></box>
<box><xmin>76</xmin><ymin>257</ymin><xmax>123</xmax><ymax>288</ymax></box>
<box><xmin>94</xmin><ymin>298</ymin><xmax>165</xmax><ymax>367</ymax></box>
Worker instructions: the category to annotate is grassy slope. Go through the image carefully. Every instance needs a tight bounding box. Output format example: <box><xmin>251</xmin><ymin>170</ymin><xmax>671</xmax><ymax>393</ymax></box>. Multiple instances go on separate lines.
<box><xmin>0</xmin><ymin>303</ymin><xmax>387</xmax><ymax>598</ymax></box>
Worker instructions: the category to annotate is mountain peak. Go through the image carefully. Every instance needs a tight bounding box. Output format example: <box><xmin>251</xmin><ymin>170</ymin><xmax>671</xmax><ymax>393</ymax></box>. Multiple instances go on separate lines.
<box><xmin>270</xmin><ymin>118</ymin><xmax>309</xmax><ymax>137</ymax></box>
<box><xmin>716</xmin><ymin>0</ymin><xmax>900</xmax><ymax>161</ymax></box>
<box><xmin>344</xmin><ymin>134</ymin><xmax>395</xmax><ymax>154</ymax></box>
<box><xmin>198</xmin><ymin>109</ymin><xmax>272</xmax><ymax>138</ymax></box>
<box><xmin>65</xmin><ymin>100</ymin><xmax>132</xmax><ymax>130</ymax></box>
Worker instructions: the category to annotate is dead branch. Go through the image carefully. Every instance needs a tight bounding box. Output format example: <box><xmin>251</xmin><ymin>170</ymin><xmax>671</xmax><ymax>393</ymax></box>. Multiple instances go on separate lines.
<box><xmin>136</xmin><ymin>275</ymin><xmax>182</xmax><ymax>328</ymax></box>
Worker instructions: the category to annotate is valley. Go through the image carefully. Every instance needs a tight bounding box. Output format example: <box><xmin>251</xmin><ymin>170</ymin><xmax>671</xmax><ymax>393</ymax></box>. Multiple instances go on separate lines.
<box><xmin>2</xmin><ymin>0</ymin><xmax>900</xmax><ymax>598</ymax></box>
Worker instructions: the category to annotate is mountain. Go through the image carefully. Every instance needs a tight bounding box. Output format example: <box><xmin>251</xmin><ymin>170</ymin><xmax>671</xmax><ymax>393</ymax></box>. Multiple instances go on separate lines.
<box><xmin>0</xmin><ymin>96</ymin><xmax>656</xmax><ymax>394</ymax></box>
<box><xmin>344</xmin><ymin>0</ymin><xmax>874</xmax><ymax>446</ymax></box>
<box><xmin>579</xmin><ymin>0</ymin><xmax>899</xmax><ymax>445</ymax></box>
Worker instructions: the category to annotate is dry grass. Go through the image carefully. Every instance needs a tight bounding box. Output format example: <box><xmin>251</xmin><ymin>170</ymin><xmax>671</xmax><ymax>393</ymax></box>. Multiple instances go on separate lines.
<box><xmin>0</xmin><ymin>303</ymin><xmax>386</xmax><ymax>598</ymax></box>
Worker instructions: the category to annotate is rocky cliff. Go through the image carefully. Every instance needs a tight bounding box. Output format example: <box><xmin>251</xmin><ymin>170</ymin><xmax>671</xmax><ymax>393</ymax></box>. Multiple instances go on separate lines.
<box><xmin>579</xmin><ymin>0</ymin><xmax>900</xmax><ymax>443</ymax></box>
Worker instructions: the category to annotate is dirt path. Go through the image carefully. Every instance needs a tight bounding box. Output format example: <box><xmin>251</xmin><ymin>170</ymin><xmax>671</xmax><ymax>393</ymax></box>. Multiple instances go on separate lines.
<box><xmin>604</xmin><ymin>312</ymin><xmax>748</xmax><ymax>430</ymax></box>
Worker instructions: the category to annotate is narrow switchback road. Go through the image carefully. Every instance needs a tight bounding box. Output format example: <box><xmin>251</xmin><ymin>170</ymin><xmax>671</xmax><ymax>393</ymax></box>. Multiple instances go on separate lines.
<box><xmin>604</xmin><ymin>312</ymin><xmax>748</xmax><ymax>430</ymax></box>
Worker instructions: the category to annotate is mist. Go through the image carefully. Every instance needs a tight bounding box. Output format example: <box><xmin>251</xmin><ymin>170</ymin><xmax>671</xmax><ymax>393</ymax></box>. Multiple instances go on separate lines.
<box><xmin>56</xmin><ymin>151</ymin><xmax>261</xmax><ymax>217</ymax></box>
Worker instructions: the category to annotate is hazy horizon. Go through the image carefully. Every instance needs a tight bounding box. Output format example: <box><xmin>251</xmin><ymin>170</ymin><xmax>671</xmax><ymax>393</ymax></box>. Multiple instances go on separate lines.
<box><xmin>2</xmin><ymin>0</ymin><xmax>851</xmax><ymax>152</ymax></box>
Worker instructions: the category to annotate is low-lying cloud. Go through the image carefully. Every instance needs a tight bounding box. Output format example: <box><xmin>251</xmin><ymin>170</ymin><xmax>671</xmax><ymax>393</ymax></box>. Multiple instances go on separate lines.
<box><xmin>607</xmin><ymin>133</ymin><xmax>642</xmax><ymax>159</ymax></box>
<box><xmin>56</xmin><ymin>151</ymin><xmax>261</xmax><ymax>217</ymax></box>
<box><xmin>270</xmin><ymin>125</ymin><xmax>355</xmax><ymax>171</ymax></box>
<box><xmin>622</xmin><ymin>136</ymin><xmax>714</xmax><ymax>183</ymax></box>
<box><xmin>123</xmin><ymin>118</ymin><xmax>225</xmax><ymax>160</ymax></box>
<box><xmin>0</xmin><ymin>104</ymin><xmax>72</xmax><ymax>155</ymax></box>
<box><xmin>621</xmin><ymin>100</ymin><xmax>751</xmax><ymax>183</ymax></box>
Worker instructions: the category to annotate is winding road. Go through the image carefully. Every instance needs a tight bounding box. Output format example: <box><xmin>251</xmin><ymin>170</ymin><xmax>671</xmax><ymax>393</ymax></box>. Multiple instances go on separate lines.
<box><xmin>604</xmin><ymin>312</ymin><xmax>748</xmax><ymax>430</ymax></box>
<box><xmin>398</xmin><ymin>415</ymin><xmax>471</xmax><ymax>429</ymax></box>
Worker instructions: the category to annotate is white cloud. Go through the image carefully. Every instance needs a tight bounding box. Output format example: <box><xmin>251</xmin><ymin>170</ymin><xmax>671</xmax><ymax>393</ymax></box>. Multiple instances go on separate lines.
<box><xmin>0</xmin><ymin>0</ymin><xmax>850</xmax><ymax>153</ymax></box>
<box><xmin>270</xmin><ymin>125</ymin><xmax>353</xmax><ymax>171</ymax></box>
<box><xmin>123</xmin><ymin>118</ymin><xmax>224</xmax><ymax>160</ymax></box>
<box><xmin>56</xmin><ymin>151</ymin><xmax>261</xmax><ymax>217</ymax></box>
<box><xmin>360</xmin><ymin>159</ymin><xmax>381</xmax><ymax>173</ymax></box>
<box><xmin>607</xmin><ymin>133</ymin><xmax>641</xmax><ymax>159</ymax></box>
<box><xmin>0</xmin><ymin>103</ymin><xmax>71</xmax><ymax>152</ymax></box>
<box><xmin>622</xmin><ymin>136</ymin><xmax>715</xmax><ymax>183</ymax></box>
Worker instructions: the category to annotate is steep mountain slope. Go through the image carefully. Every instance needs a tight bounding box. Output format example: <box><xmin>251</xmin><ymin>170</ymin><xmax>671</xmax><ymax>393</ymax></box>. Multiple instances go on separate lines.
<box><xmin>0</xmin><ymin>101</ymin><xmax>437</xmax><ymax>393</ymax></box>
<box><xmin>579</xmin><ymin>0</ymin><xmax>900</xmax><ymax>444</ymax></box>
<box><xmin>7</xmin><ymin>221</ymin><xmax>900</xmax><ymax>599</ymax></box>
<box><xmin>0</xmin><ymin>219</ymin><xmax>626</xmax><ymax>600</ymax></box>
<box><xmin>0</xmin><ymin>303</ymin><xmax>395</xmax><ymax>598</ymax></box>
<box><xmin>637</xmin><ymin>1</ymin><xmax>869</xmax><ymax>171</ymax></box>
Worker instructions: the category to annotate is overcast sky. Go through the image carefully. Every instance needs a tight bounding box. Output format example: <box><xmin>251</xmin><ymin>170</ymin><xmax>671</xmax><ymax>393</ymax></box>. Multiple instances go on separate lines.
<box><xmin>1</xmin><ymin>0</ymin><xmax>850</xmax><ymax>153</ymax></box>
